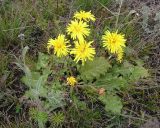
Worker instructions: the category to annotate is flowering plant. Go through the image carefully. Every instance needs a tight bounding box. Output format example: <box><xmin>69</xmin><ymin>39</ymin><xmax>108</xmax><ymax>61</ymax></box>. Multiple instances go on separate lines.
<box><xmin>47</xmin><ymin>10</ymin><xmax>126</xmax><ymax>65</ymax></box>
<box><xmin>16</xmin><ymin>10</ymin><xmax>149</xmax><ymax>127</ymax></box>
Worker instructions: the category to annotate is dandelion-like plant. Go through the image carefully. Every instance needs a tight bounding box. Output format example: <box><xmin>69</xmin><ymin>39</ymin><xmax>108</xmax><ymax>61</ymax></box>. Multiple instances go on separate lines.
<box><xmin>74</xmin><ymin>10</ymin><xmax>96</xmax><ymax>22</ymax></box>
<box><xmin>102</xmin><ymin>30</ymin><xmax>126</xmax><ymax>62</ymax></box>
<box><xmin>67</xmin><ymin>76</ymin><xmax>77</xmax><ymax>86</ymax></box>
<box><xmin>102</xmin><ymin>31</ymin><xmax>126</xmax><ymax>53</ymax></box>
<box><xmin>47</xmin><ymin>34</ymin><xmax>70</xmax><ymax>57</ymax></box>
<box><xmin>70</xmin><ymin>40</ymin><xmax>95</xmax><ymax>65</ymax></box>
<box><xmin>66</xmin><ymin>20</ymin><xmax>90</xmax><ymax>41</ymax></box>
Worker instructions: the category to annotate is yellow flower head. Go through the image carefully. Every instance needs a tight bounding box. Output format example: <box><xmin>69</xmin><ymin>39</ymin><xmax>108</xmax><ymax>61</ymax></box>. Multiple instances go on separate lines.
<box><xmin>102</xmin><ymin>31</ymin><xmax>126</xmax><ymax>54</ymax></box>
<box><xmin>70</xmin><ymin>40</ymin><xmax>95</xmax><ymax>65</ymax></box>
<box><xmin>47</xmin><ymin>34</ymin><xmax>70</xmax><ymax>57</ymax></box>
<box><xmin>66</xmin><ymin>20</ymin><xmax>90</xmax><ymax>41</ymax></box>
<box><xmin>67</xmin><ymin>76</ymin><xmax>77</xmax><ymax>86</ymax></box>
<box><xmin>74</xmin><ymin>10</ymin><xmax>96</xmax><ymax>22</ymax></box>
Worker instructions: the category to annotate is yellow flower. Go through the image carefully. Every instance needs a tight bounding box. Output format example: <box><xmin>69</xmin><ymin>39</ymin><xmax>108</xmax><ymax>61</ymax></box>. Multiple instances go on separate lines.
<box><xmin>47</xmin><ymin>34</ymin><xmax>70</xmax><ymax>57</ymax></box>
<box><xmin>74</xmin><ymin>10</ymin><xmax>96</xmax><ymax>22</ymax></box>
<box><xmin>67</xmin><ymin>76</ymin><xmax>77</xmax><ymax>86</ymax></box>
<box><xmin>117</xmin><ymin>48</ymin><xmax>124</xmax><ymax>63</ymax></box>
<box><xmin>70</xmin><ymin>40</ymin><xmax>95</xmax><ymax>65</ymax></box>
<box><xmin>66</xmin><ymin>20</ymin><xmax>90</xmax><ymax>41</ymax></box>
<box><xmin>102</xmin><ymin>31</ymin><xmax>126</xmax><ymax>54</ymax></box>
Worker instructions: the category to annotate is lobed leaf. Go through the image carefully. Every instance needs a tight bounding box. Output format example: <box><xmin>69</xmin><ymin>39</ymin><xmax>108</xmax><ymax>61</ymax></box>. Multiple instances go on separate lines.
<box><xmin>79</xmin><ymin>57</ymin><xmax>111</xmax><ymax>82</ymax></box>
<box><xmin>99</xmin><ymin>94</ymin><xmax>123</xmax><ymax>114</ymax></box>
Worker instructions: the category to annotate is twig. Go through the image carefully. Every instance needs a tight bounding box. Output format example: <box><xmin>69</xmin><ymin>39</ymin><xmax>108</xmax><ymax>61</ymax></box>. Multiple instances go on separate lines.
<box><xmin>135</xmin><ymin>85</ymin><xmax>160</xmax><ymax>90</ymax></box>
<box><xmin>115</xmin><ymin>0</ymin><xmax>123</xmax><ymax>29</ymax></box>
<box><xmin>94</xmin><ymin>0</ymin><xmax>116</xmax><ymax>16</ymax></box>
<box><xmin>1</xmin><ymin>25</ymin><xmax>35</xmax><ymax>32</ymax></box>
<box><xmin>120</xmin><ymin>114</ymin><xmax>147</xmax><ymax>121</ymax></box>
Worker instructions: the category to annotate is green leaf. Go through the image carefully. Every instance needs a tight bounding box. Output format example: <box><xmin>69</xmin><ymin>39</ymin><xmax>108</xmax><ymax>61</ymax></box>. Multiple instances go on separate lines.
<box><xmin>95</xmin><ymin>75</ymin><xmax>128</xmax><ymax>91</ymax></box>
<box><xmin>36</xmin><ymin>52</ymin><xmax>49</xmax><ymax>70</ymax></box>
<box><xmin>21</xmin><ymin>72</ymin><xmax>41</xmax><ymax>88</ymax></box>
<box><xmin>130</xmin><ymin>66</ymin><xmax>149</xmax><ymax>81</ymax></box>
<box><xmin>44</xmin><ymin>83</ymin><xmax>65</xmax><ymax>111</ymax></box>
<box><xmin>111</xmin><ymin>60</ymin><xmax>149</xmax><ymax>81</ymax></box>
<box><xmin>111</xmin><ymin>61</ymin><xmax>134</xmax><ymax>78</ymax></box>
<box><xmin>15</xmin><ymin>104</ymin><xmax>21</xmax><ymax>113</ymax></box>
<box><xmin>22</xmin><ymin>71</ymin><xmax>50</xmax><ymax>99</ymax></box>
<box><xmin>29</xmin><ymin>108</ymin><xmax>48</xmax><ymax>123</ymax></box>
<box><xmin>51</xmin><ymin>112</ymin><xmax>65</xmax><ymax>126</ymax></box>
<box><xmin>25</xmin><ymin>86</ymin><xmax>47</xmax><ymax>100</ymax></box>
<box><xmin>73</xmin><ymin>96</ymin><xmax>87</xmax><ymax>110</ymax></box>
<box><xmin>79</xmin><ymin>57</ymin><xmax>111</xmax><ymax>82</ymax></box>
<box><xmin>99</xmin><ymin>94</ymin><xmax>123</xmax><ymax>114</ymax></box>
<box><xmin>21</xmin><ymin>69</ymin><xmax>50</xmax><ymax>87</ymax></box>
<box><xmin>46</xmin><ymin>90</ymin><xmax>65</xmax><ymax>111</ymax></box>
<box><xmin>22</xmin><ymin>46</ymin><xmax>29</xmax><ymax>64</ymax></box>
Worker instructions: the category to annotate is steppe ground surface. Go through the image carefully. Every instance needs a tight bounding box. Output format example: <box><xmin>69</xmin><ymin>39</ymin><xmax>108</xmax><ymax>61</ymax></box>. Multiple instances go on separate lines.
<box><xmin>0</xmin><ymin>0</ymin><xmax>160</xmax><ymax>128</ymax></box>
